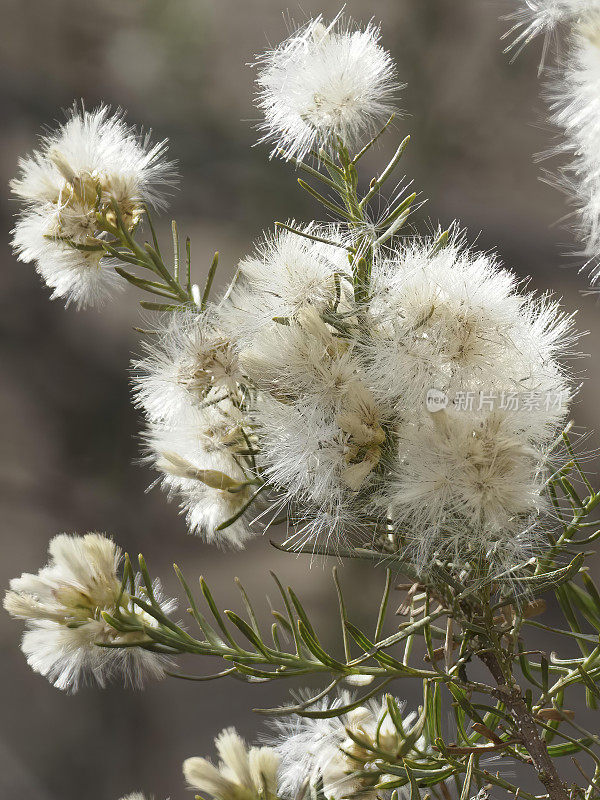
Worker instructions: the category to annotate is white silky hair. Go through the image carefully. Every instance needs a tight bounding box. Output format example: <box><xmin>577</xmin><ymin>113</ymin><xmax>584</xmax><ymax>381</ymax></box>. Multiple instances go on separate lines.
<box><xmin>132</xmin><ymin>306</ymin><xmax>241</xmax><ymax>426</ymax></box>
<box><xmin>12</xmin><ymin>207</ymin><xmax>125</xmax><ymax>309</ymax></box>
<box><xmin>133</xmin><ymin>306</ymin><xmax>257</xmax><ymax>547</ymax></box>
<box><xmin>504</xmin><ymin>0</ymin><xmax>600</xmax><ymax>61</ymax></box>
<box><xmin>255</xmin><ymin>14</ymin><xmax>399</xmax><ymax>161</ymax></box>
<box><xmin>11</xmin><ymin>104</ymin><xmax>174</xmax><ymax>209</ymax></box>
<box><xmin>3</xmin><ymin>533</ymin><xmax>175</xmax><ymax>691</ymax></box>
<box><xmin>375</xmin><ymin>409</ymin><xmax>552</xmax><ymax>577</ymax></box>
<box><xmin>10</xmin><ymin>104</ymin><xmax>174</xmax><ymax>308</ymax></box>
<box><xmin>239</xmin><ymin>308</ymin><xmax>360</xmax><ymax>407</ymax></box>
<box><xmin>270</xmin><ymin>692</ymin><xmax>424</xmax><ymax>800</ymax></box>
<box><xmin>145</xmin><ymin>401</ymin><xmax>257</xmax><ymax>548</ymax></box>
<box><xmin>215</xmin><ymin>226</ymin><xmax>577</xmax><ymax>566</ymax></box>
<box><xmin>363</xmin><ymin>236</ymin><xmax>576</xmax><ymax>413</ymax></box>
<box><xmin>119</xmin><ymin>795</ymin><xmax>152</xmax><ymax>800</ymax></box>
<box><xmin>545</xmin><ymin>12</ymin><xmax>600</xmax><ymax>262</ymax></box>
<box><xmin>217</xmin><ymin>224</ymin><xmax>353</xmax><ymax>352</ymax></box>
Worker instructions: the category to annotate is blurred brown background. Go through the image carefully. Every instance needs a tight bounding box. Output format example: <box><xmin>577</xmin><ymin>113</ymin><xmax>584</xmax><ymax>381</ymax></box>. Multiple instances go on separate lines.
<box><xmin>1</xmin><ymin>1</ymin><xmax>599</xmax><ymax>798</ymax></box>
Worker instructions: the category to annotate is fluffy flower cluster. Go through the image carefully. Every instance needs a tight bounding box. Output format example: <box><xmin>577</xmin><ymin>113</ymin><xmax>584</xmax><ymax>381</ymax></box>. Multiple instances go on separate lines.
<box><xmin>255</xmin><ymin>14</ymin><xmax>399</xmax><ymax>160</ymax></box>
<box><xmin>183</xmin><ymin>727</ymin><xmax>279</xmax><ymax>800</ymax></box>
<box><xmin>363</xmin><ymin>238</ymin><xmax>574</xmax><ymax>571</ymax></box>
<box><xmin>136</xmin><ymin>224</ymin><xmax>574</xmax><ymax>572</ymax></box>
<box><xmin>3</xmin><ymin>533</ymin><xmax>174</xmax><ymax>691</ymax></box>
<box><xmin>271</xmin><ymin>692</ymin><xmax>429</xmax><ymax>800</ymax></box>
<box><xmin>11</xmin><ymin>105</ymin><xmax>173</xmax><ymax>308</ymax></box>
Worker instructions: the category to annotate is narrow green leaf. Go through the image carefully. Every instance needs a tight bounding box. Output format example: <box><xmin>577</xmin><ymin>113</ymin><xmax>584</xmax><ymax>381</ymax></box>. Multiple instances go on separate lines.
<box><xmin>514</xmin><ymin>554</ymin><xmax>584</xmax><ymax>595</ymax></box>
<box><xmin>297</xmin><ymin>179</ymin><xmax>353</xmax><ymax>220</ymax></box>
<box><xmin>577</xmin><ymin>665</ymin><xmax>600</xmax><ymax>700</ymax></box>
<box><xmin>270</xmin><ymin>573</ymin><xmax>303</xmax><ymax>657</ymax></box>
<box><xmin>199</xmin><ymin>576</ymin><xmax>244</xmax><ymax>652</ymax></box>
<box><xmin>518</xmin><ymin>640</ymin><xmax>543</xmax><ymax>689</ymax></box>
<box><xmin>215</xmin><ymin>484</ymin><xmax>266</xmax><ymax>531</ymax></box>
<box><xmin>332</xmin><ymin>567</ymin><xmax>350</xmax><ymax>663</ymax></box>
<box><xmin>288</xmin><ymin>588</ymin><xmax>318</xmax><ymax>640</ymax></box>
<box><xmin>459</xmin><ymin>754</ymin><xmax>475</xmax><ymax>800</ymax></box>
<box><xmin>234</xmin><ymin>577</ymin><xmax>261</xmax><ymax>635</ymax></box>
<box><xmin>360</xmin><ymin>135</ymin><xmax>411</xmax><ymax>207</ymax></box>
<box><xmin>297</xmin><ymin>620</ymin><xmax>345</xmax><ymax>670</ymax></box>
<box><xmin>375</xmin><ymin>569</ymin><xmax>392</xmax><ymax>641</ymax></box>
<box><xmin>541</xmin><ymin>655</ymin><xmax>549</xmax><ymax>694</ymax></box>
<box><xmin>172</xmin><ymin>563</ymin><xmax>222</xmax><ymax>647</ymax></box>
<box><xmin>344</xmin><ymin>620</ymin><xmax>406</xmax><ymax>670</ymax></box>
<box><xmin>446</xmin><ymin>683</ymin><xmax>486</xmax><ymax>727</ymax></box>
<box><xmin>297</xmin><ymin>679</ymin><xmax>393</xmax><ymax>718</ymax></box>
<box><xmin>402</xmin><ymin>761</ymin><xmax>422</xmax><ymax>800</ymax></box>
<box><xmin>225</xmin><ymin>610</ymin><xmax>271</xmax><ymax>657</ymax></box>
<box><xmin>171</xmin><ymin>220</ymin><xmax>180</xmax><ymax>281</ymax></box>
<box><xmin>201</xmin><ymin>251</ymin><xmax>219</xmax><ymax>310</ymax></box>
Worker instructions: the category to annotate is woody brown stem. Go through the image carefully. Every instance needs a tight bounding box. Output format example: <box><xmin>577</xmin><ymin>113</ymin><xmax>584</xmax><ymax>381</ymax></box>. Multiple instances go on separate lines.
<box><xmin>478</xmin><ymin>650</ymin><xmax>569</xmax><ymax>800</ymax></box>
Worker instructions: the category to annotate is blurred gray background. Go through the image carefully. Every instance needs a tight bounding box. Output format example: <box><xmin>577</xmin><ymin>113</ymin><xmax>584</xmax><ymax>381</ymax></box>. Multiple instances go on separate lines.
<box><xmin>1</xmin><ymin>1</ymin><xmax>599</xmax><ymax>798</ymax></box>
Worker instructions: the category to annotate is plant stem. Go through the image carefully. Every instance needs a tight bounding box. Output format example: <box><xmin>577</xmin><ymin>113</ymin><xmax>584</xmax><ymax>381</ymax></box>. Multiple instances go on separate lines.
<box><xmin>478</xmin><ymin>649</ymin><xmax>569</xmax><ymax>800</ymax></box>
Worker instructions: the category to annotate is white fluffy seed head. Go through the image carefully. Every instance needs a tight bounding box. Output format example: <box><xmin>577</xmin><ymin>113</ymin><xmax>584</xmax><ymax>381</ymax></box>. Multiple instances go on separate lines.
<box><xmin>145</xmin><ymin>400</ymin><xmax>258</xmax><ymax>548</ymax></box>
<box><xmin>3</xmin><ymin>533</ymin><xmax>174</xmax><ymax>691</ymax></box>
<box><xmin>271</xmin><ymin>692</ymin><xmax>427</xmax><ymax>800</ymax></box>
<box><xmin>361</xmin><ymin>234</ymin><xmax>575</xmax><ymax>577</ymax></box>
<box><xmin>218</xmin><ymin>224</ymin><xmax>353</xmax><ymax>353</ymax></box>
<box><xmin>216</xmin><ymin>224</ymin><xmax>576</xmax><ymax>567</ymax></box>
<box><xmin>255</xmin><ymin>15</ymin><xmax>399</xmax><ymax>160</ymax></box>
<box><xmin>134</xmin><ymin>307</ymin><xmax>259</xmax><ymax>547</ymax></box>
<box><xmin>246</xmin><ymin>316</ymin><xmax>389</xmax><ymax>548</ymax></box>
<box><xmin>183</xmin><ymin>727</ymin><xmax>280</xmax><ymax>800</ymax></box>
<box><xmin>119</xmin><ymin>795</ymin><xmax>152</xmax><ymax>800</ymax></box>
<box><xmin>10</xmin><ymin>104</ymin><xmax>175</xmax><ymax>308</ymax></box>
<box><xmin>133</xmin><ymin>307</ymin><xmax>242</xmax><ymax>425</ymax></box>
<box><xmin>12</xmin><ymin>208</ymin><xmax>125</xmax><ymax>309</ymax></box>
<box><xmin>239</xmin><ymin>306</ymin><xmax>359</xmax><ymax>406</ymax></box>
<box><xmin>377</xmin><ymin>409</ymin><xmax>552</xmax><ymax>577</ymax></box>
<box><xmin>364</xmin><ymin>235</ymin><xmax>576</xmax><ymax>413</ymax></box>
<box><xmin>11</xmin><ymin>104</ymin><xmax>174</xmax><ymax>210</ymax></box>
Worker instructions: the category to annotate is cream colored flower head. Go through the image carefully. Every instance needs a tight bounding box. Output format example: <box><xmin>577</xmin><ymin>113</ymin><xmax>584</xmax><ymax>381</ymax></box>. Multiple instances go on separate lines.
<box><xmin>10</xmin><ymin>104</ymin><xmax>175</xmax><ymax>308</ymax></box>
<box><xmin>255</xmin><ymin>14</ymin><xmax>399</xmax><ymax>160</ymax></box>
<box><xmin>184</xmin><ymin>727</ymin><xmax>280</xmax><ymax>800</ymax></box>
<box><xmin>4</xmin><ymin>532</ymin><xmax>175</xmax><ymax>691</ymax></box>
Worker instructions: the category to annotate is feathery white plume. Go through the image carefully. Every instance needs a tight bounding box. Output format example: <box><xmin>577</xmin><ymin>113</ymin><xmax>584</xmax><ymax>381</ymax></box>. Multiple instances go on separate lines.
<box><xmin>381</xmin><ymin>409</ymin><xmax>552</xmax><ymax>575</ymax></box>
<box><xmin>362</xmin><ymin>234</ymin><xmax>574</xmax><ymax>574</ymax></box>
<box><xmin>10</xmin><ymin>104</ymin><xmax>174</xmax><ymax>308</ymax></box>
<box><xmin>546</xmin><ymin>12</ymin><xmax>600</xmax><ymax>260</ymax></box>
<box><xmin>255</xmin><ymin>14</ymin><xmax>399</xmax><ymax>160</ymax></box>
<box><xmin>119</xmin><ymin>794</ymin><xmax>156</xmax><ymax>800</ymax></box>
<box><xmin>133</xmin><ymin>307</ymin><xmax>241</xmax><ymax>425</ymax></box>
<box><xmin>3</xmin><ymin>533</ymin><xmax>175</xmax><ymax>691</ymax></box>
<box><xmin>218</xmin><ymin>224</ymin><xmax>353</xmax><ymax>352</ymax></box>
<box><xmin>364</xmin><ymin>235</ymin><xmax>575</xmax><ymax>413</ymax></box>
<box><xmin>183</xmin><ymin>727</ymin><xmax>280</xmax><ymax>800</ymax></box>
<box><xmin>145</xmin><ymin>399</ymin><xmax>259</xmax><ymax>548</ymax></box>
<box><xmin>271</xmin><ymin>692</ymin><xmax>428</xmax><ymax>800</ymax></box>
<box><xmin>246</xmin><ymin>308</ymin><xmax>387</xmax><ymax>546</ymax></box>
<box><xmin>504</xmin><ymin>1</ymin><xmax>600</xmax><ymax>60</ymax></box>
<box><xmin>134</xmin><ymin>308</ymin><xmax>259</xmax><ymax>546</ymax></box>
